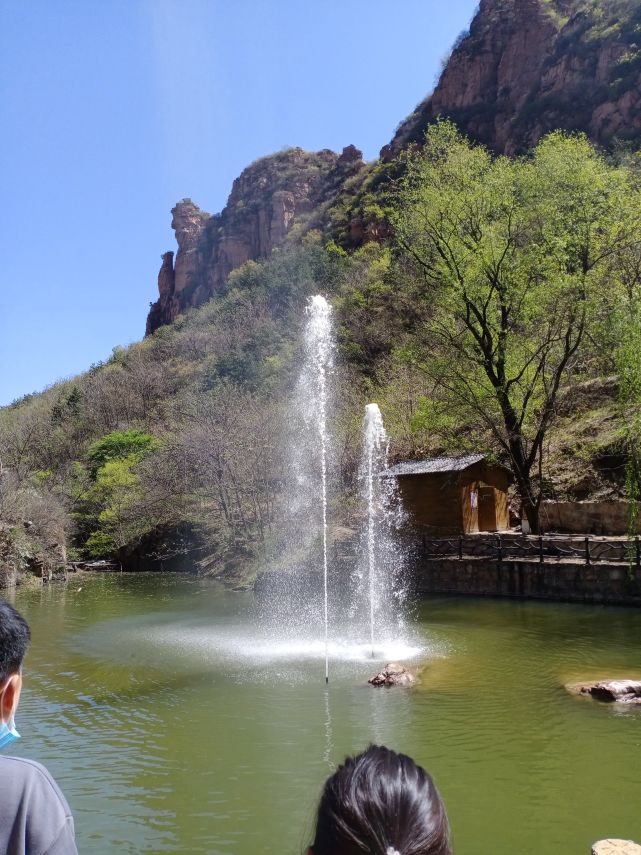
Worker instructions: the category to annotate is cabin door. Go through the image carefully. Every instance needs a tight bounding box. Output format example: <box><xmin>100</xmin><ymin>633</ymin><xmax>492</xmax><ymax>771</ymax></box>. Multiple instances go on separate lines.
<box><xmin>478</xmin><ymin>486</ymin><xmax>498</xmax><ymax>531</ymax></box>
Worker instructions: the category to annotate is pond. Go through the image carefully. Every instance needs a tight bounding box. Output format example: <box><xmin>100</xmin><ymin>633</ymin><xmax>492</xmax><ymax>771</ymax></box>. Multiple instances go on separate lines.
<box><xmin>6</xmin><ymin>574</ymin><xmax>641</xmax><ymax>854</ymax></box>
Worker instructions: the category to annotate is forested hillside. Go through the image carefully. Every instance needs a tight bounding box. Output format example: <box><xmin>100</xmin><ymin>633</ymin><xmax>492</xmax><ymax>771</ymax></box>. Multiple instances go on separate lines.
<box><xmin>2</xmin><ymin>0</ymin><xmax>641</xmax><ymax>585</ymax></box>
<box><xmin>146</xmin><ymin>0</ymin><xmax>641</xmax><ymax>336</ymax></box>
<box><xmin>2</xmin><ymin>126</ymin><xmax>640</xmax><ymax>583</ymax></box>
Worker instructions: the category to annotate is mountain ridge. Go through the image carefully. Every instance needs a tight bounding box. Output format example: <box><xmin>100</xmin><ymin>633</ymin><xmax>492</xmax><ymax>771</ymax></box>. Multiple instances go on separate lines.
<box><xmin>146</xmin><ymin>146</ymin><xmax>364</xmax><ymax>333</ymax></box>
<box><xmin>383</xmin><ymin>0</ymin><xmax>641</xmax><ymax>158</ymax></box>
<box><xmin>147</xmin><ymin>0</ymin><xmax>641</xmax><ymax>334</ymax></box>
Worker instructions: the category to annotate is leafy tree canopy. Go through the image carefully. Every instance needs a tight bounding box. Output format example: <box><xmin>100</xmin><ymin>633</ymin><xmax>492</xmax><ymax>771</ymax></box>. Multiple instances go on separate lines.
<box><xmin>393</xmin><ymin>121</ymin><xmax>641</xmax><ymax>529</ymax></box>
<box><xmin>87</xmin><ymin>430</ymin><xmax>159</xmax><ymax>479</ymax></box>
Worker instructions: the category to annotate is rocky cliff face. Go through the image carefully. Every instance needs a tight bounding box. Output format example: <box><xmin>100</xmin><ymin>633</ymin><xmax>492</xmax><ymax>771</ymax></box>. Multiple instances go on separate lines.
<box><xmin>148</xmin><ymin>0</ymin><xmax>641</xmax><ymax>332</ymax></box>
<box><xmin>383</xmin><ymin>0</ymin><xmax>641</xmax><ymax>157</ymax></box>
<box><xmin>146</xmin><ymin>146</ymin><xmax>364</xmax><ymax>333</ymax></box>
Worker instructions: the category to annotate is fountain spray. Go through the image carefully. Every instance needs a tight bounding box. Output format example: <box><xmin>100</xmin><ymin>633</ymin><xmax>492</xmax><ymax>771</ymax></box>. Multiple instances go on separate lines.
<box><xmin>361</xmin><ymin>403</ymin><xmax>391</xmax><ymax>657</ymax></box>
<box><xmin>305</xmin><ymin>296</ymin><xmax>333</xmax><ymax>683</ymax></box>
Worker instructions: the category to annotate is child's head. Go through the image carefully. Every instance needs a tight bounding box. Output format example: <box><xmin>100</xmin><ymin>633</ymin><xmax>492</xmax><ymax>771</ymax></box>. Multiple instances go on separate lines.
<box><xmin>310</xmin><ymin>745</ymin><xmax>451</xmax><ymax>855</ymax></box>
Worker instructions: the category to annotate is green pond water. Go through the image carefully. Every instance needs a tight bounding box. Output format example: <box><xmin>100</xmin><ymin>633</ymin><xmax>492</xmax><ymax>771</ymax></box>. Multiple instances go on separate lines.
<box><xmin>5</xmin><ymin>573</ymin><xmax>641</xmax><ymax>854</ymax></box>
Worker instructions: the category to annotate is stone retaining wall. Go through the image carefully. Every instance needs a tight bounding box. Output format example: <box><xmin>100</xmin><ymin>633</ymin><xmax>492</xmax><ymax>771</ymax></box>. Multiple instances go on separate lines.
<box><xmin>540</xmin><ymin>501</ymin><xmax>641</xmax><ymax>535</ymax></box>
<box><xmin>414</xmin><ymin>557</ymin><xmax>641</xmax><ymax>605</ymax></box>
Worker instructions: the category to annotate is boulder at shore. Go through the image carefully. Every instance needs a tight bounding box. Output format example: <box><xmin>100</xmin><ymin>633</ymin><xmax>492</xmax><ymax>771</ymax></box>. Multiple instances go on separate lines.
<box><xmin>369</xmin><ymin>663</ymin><xmax>416</xmax><ymax>687</ymax></box>
<box><xmin>566</xmin><ymin>679</ymin><xmax>641</xmax><ymax>704</ymax></box>
<box><xmin>592</xmin><ymin>840</ymin><xmax>641</xmax><ymax>854</ymax></box>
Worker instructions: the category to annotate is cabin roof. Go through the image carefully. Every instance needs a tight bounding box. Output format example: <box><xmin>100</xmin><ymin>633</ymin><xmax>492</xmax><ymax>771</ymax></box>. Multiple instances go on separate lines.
<box><xmin>383</xmin><ymin>454</ymin><xmax>488</xmax><ymax>477</ymax></box>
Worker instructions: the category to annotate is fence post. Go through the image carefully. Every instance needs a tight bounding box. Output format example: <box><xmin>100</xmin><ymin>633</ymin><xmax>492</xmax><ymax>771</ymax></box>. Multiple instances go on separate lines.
<box><xmin>458</xmin><ymin>536</ymin><xmax>463</xmax><ymax>561</ymax></box>
<box><xmin>497</xmin><ymin>534</ymin><xmax>503</xmax><ymax>564</ymax></box>
<box><xmin>585</xmin><ymin>537</ymin><xmax>591</xmax><ymax>566</ymax></box>
<box><xmin>539</xmin><ymin>535</ymin><xmax>544</xmax><ymax>563</ymax></box>
<box><xmin>636</xmin><ymin>536</ymin><xmax>640</xmax><ymax>571</ymax></box>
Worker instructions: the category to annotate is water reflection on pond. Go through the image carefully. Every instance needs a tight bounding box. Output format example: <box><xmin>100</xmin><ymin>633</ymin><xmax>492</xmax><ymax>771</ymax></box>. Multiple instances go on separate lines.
<box><xmin>7</xmin><ymin>574</ymin><xmax>641</xmax><ymax>854</ymax></box>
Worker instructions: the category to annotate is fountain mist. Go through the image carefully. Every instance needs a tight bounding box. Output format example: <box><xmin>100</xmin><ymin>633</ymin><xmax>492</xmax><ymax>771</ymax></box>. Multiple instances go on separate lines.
<box><xmin>257</xmin><ymin>301</ymin><xmax>418</xmax><ymax>670</ymax></box>
<box><xmin>305</xmin><ymin>296</ymin><xmax>333</xmax><ymax>682</ymax></box>
<box><xmin>356</xmin><ymin>403</ymin><xmax>407</xmax><ymax>653</ymax></box>
<box><xmin>259</xmin><ymin>294</ymin><xmax>336</xmax><ymax>663</ymax></box>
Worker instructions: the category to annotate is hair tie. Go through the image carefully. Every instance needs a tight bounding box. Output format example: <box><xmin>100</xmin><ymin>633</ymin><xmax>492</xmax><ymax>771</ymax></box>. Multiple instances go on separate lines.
<box><xmin>386</xmin><ymin>848</ymin><xmax>401</xmax><ymax>855</ymax></box>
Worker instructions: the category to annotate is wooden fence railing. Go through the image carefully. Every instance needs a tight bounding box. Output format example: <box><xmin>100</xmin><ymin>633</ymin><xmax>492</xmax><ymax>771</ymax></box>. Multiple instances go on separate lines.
<box><xmin>420</xmin><ymin>533</ymin><xmax>641</xmax><ymax>567</ymax></box>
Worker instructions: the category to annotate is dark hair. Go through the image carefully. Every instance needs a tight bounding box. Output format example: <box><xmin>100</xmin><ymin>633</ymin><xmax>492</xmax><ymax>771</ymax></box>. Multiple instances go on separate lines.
<box><xmin>0</xmin><ymin>601</ymin><xmax>31</xmax><ymax>681</ymax></box>
<box><xmin>311</xmin><ymin>745</ymin><xmax>451</xmax><ymax>855</ymax></box>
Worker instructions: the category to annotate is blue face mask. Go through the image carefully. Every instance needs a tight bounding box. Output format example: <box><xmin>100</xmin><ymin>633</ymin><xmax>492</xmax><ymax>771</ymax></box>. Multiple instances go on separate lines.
<box><xmin>0</xmin><ymin>715</ymin><xmax>20</xmax><ymax>751</ymax></box>
<box><xmin>0</xmin><ymin>679</ymin><xmax>21</xmax><ymax>751</ymax></box>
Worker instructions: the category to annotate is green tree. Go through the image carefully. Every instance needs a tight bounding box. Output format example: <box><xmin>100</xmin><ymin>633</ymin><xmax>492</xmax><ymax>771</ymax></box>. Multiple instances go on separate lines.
<box><xmin>79</xmin><ymin>431</ymin><xmax>161</xmax><ymax>556</ymax></box>
<box><xmin>83</xmin><ymin>457</ymin><xmax>144</xmax><ymax>556</ymax></box>
<box><xmin>87</xmin><ymin>430</ymin><xmax>158</xmax><ymax>478</ymax></box>
<box><xmin>614</xmin><ymin>254</ymin><xmax>641</xmax><ymax>537</ymax></box>
<box><xmin>394</xmin><ymin>122</ymin><xmax>640</xmax><ymax>531</ymax></box>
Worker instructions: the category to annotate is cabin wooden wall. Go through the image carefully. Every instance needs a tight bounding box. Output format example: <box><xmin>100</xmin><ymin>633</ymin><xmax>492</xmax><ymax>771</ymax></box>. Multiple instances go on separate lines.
<box><xmin>494</xmin><ymin>487</ymin><xmax>509</xmax><ymax>530</ymax></box>
<box><xmin>395</xmin><ymin>474</ymin><xmax>463</xmax><ymax>535</ymax></box>
<box><xmin>461</xmin><ymin>462</ymin><xmax>509</xmax><ymax>533</ymax></box>
<box><xmin>396</xmin><ymin>462</ymin><xmax>511</xmax><ymax>535</ymax></box>
<box><xmin>461</xmin><ymin>481</ymin><xmax>479</xmax><ymax>533</ymax></box>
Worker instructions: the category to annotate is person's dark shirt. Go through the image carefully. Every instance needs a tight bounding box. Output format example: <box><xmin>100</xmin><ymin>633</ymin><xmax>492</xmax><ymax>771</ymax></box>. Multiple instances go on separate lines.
<box><xmin>0</xmin><ymin>755</ymin><xmax>78</xmax><ymax>854</ymax></box>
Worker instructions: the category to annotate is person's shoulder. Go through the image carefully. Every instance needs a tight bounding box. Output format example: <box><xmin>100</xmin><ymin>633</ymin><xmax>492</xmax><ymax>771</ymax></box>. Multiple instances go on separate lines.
<box><xmin>1</xmin><ymin>754</ymin><xmax>57</xmax><ymax>782</ymax></box>
<box><xmin>0</xmin><ymin>755</ymin><xmax>72</xmax><ymax>813</ymax></box>
<box><xmin>0</xmin><ymin>756</ymin><xmax>78</xmax><ymax>855</ymax></box>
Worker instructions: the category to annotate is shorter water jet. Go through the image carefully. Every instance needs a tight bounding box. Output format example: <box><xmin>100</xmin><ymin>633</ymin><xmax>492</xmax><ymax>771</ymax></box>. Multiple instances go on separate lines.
<box><xmin>352</xmin><ymin>403</ymin><xmax>408</xmax><ymax>655</ymax></box>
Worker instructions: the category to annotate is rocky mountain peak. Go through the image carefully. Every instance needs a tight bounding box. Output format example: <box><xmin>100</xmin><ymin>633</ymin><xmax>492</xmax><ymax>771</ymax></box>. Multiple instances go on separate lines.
<box><xmin>170</xmin><ymin>199</ymin><xmax>210</xmax><ymax>253</ymax></box>
<box><xmin>383</xmin><ymin>0</ymin><xmax>641</xmax><ymax>157</ymax></box>
<box><xmin>146</xmin><ymin>146</ymin><xmax>364</xmax><ymax>334</ymax></box>
<box><xmin>147</xmin><ymin>0</ymin><xmax>641</xmax><ymax>334</ymax></box>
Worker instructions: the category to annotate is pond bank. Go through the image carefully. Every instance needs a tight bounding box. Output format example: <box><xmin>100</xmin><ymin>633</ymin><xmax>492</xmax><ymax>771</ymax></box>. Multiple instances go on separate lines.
<box><xmin>4</xmin><ymin>550</ymin><xmax>641</xmax><ymax>608</ymax></box>
<box><xmin>414</xmin><ymin>556</ymin><xmax>641</xmax><ymax>606</ymax></box>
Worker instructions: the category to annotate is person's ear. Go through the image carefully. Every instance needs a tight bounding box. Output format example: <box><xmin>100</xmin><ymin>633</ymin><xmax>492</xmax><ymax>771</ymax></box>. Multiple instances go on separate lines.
<box><xmin>0</xmin><ymin>673</ymin><xmax>22</xmax><ymax>722</ymax></box>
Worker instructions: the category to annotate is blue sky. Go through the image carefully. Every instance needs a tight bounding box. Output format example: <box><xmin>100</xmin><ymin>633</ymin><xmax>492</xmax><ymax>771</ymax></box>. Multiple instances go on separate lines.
<box><xmin>1</xmin><ymin>0</ymin><xmax>478</xmax><ymax>406</ymax></box>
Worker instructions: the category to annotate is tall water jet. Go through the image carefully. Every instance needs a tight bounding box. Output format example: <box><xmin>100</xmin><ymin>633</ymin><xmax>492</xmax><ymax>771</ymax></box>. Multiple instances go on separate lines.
<box><xmin>303</xmin><ymin>295</ymin><xmax>334</xmax><ymax>682</ymax></box>
<box><xmin>257</xmin><ymin>301</ymin><xmax>418</xmax><ymax>666</ymax></box>
<box><xmin>257</xmin><ymin>293</ymin><xmax>337</xmax><ymax>663</ymax></box>
<box><xmin>356</xmin><ymin>403</ymin><xmax>406</xmax><ymax>654</ymax></box>
<box><xmin>364</xmin><ymin>404</ymin><xmax>387</xmax><ymax>655</ymax></box>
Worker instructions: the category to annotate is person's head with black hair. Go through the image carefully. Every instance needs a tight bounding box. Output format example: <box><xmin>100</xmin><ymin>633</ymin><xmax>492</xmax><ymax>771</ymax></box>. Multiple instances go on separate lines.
<box><xmin>0</xmin><ymin>601</ymin><xmax>78</xmax><ymax>853</ymax></box>
<box><xmin>0</xmin><ymin>601</ymin><xmax>30</xmax><ymax>727</ymax></box>
<box><xmin>309</xmin><ymin>745</ymin><xmax>451</xmax><ymax>855</ymax></box>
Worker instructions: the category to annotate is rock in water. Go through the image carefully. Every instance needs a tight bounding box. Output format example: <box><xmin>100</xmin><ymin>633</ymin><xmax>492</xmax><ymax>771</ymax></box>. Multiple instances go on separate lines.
<box><xmin>369</xmin><ymin>663</ymin><xmax>416</xmax><ymax>687</ymax></box>
<box><xmin>572</xmin><ymin>680</ymin><xmax>641</xmax><ymax>704</ymax></box>
<box><xmin>592</xmin><ymin>840</ymin><xmax>641</xmax><ymax>854</ymax></box>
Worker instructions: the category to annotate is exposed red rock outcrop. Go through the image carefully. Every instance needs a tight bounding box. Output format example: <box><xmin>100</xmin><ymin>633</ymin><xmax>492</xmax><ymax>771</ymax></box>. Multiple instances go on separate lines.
<box><xmin>382</xmin><ymin>0</ymin><xmax>641</xmax><ymax>158</ymax></box>
<box><xmin>145</xmin><ymin>252</ymin><xmax>176</xmax><ymax>333</ymax></box>
<box><xmin>148</xmin><ymin>0</ymin><xmax>641</xmax><ymax>333</ymax></box>
<box><xmin>146</xmin><ymin>146</ymin><xmax>364</xmax><ymax>334</ymax></box>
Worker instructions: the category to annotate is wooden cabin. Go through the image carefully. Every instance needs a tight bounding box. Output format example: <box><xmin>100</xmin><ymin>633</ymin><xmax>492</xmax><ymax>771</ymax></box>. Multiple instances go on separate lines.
<box><xmin>384</xmin><ymin>454</ymin><xmax>511</xmax><ymax>536</ymax></box>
